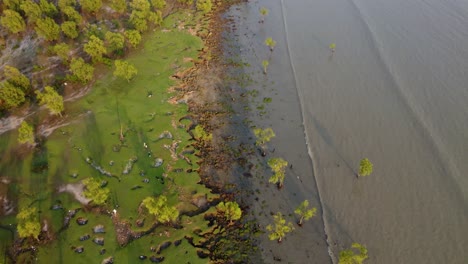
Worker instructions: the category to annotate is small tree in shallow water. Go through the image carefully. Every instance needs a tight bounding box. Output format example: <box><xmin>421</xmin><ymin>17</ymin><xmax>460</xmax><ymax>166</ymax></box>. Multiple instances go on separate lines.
<box><xmin>262</xmin><ymin>60</ymin><xmax>269</xmax><ymax>74</ymax></box>
<box><xmin>358</xmin><ymin>158</ymin><xmax>373</xmax><ymax>177</ymax></box>
<box><xmin>82</xmin><ymin>178</ymin><xmax>110</xmax><ymax>205</ymax></box>
<box><xmin>268</xmin><ymin>157</ymin><xmax>288</xmax><ymax>189</ymax></box>
<box><xmin>216</xmin><ymin>201</ymin><xmax>242</xmax><ymax>224</ymax></box>
<box><xmin>294</xmin><ymin>200</ymin><xmax>317</xmax><ymax>226</ymax></box>
<box><xmin>253</xmin><ymin>127</ymin><xmax>275</xmax><ymax>146</ymax></box>
<box><xmin>142</xmin><ymin>196</ymin><xmax>179</xmax><ymax>224</ymax></box>
<box><xmin>18</xmin><ymin>121</ymin><xmax>34</xmax><ymax>145</ymax></box>
<box><xmin>259</xmin><ymin>7</ymin><xmax>269</xmax><ymax>23</ymax></box>
<box><xmin>17</xmin><ymin>207</ymin><xmax>41</xmax><ymax>240</ymax></box>
<box><xmin>266</xmin><ymin>212</ymin><xmax>294</xmax><ymax>243</ymax></box>
<box><xmin>339</xmin><ymin>243</ymin><xmax>369</xmax><ymax>264</ymax></box>
<box><xmin>265</xmin><ymin>37</ymin><xmax>276</xmax><ymax>52</ymax></box>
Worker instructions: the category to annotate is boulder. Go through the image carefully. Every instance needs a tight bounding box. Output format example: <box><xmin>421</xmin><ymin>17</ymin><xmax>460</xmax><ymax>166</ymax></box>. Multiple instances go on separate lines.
<box><xmin>93</xmin><ymin>225</ymin><xmax>105</xmax><ymax>233</ymax></box>
<box><xmin>76</xmin><ymin>217</ymin><xmax>88</xmax><ymax>226</ymax></box>
<box><xmin>93</xmin><ymin>237</ymin><xmax>105</xmax><ymax>246</ymax></box>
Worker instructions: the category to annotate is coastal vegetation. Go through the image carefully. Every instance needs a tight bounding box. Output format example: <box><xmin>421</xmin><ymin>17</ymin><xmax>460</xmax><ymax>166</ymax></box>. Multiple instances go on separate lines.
<box><xmin>262</xmin><ymin>59</ymin><xmax>269</xmax><ymax>74</ymax></box>
<box><xmin>358</xmin><ymin>158</ymin><xmax>373</xmax><ymax>177</ymax></box>
<box><xmin>216</xmin><ymin>201</ymin><xmax>242</xmax><ymax>224</ymax></box>
<box><xmin>17</xmin><ymin>121</ymin><xmax>34</xmax><ymax>144</ymax></box>
<box><xmin>265</xmin><ymin>37</ymin><xmax>277</xmax><ymax>52</ymax></box>
<box><xmin>268</xmin><ymin>157</ymin><xmax>288</xmax><ymax>189</ymax></box>
<box><xmin>253</xmin><ymin>127</ymin><xmax>275</xmax><ymax>145</ymax></box>
<box><xmin>339</xmin><ymin>243</ymin><xmax>369</xmax><ymax>264</ymax></box>
<box><xmin>259</xmin><ymin>7</ymin><xmax>269</xmax><ymax>23</ymax></box>
<box><xmin>294</xmin><ymin>200</ymin><xmax>317</xmax><ymax>226</ymax></box>
<box><xmin>266</xmin><ymin>212</ymin><xmax>295</xmax><ymax>243</ymax></box>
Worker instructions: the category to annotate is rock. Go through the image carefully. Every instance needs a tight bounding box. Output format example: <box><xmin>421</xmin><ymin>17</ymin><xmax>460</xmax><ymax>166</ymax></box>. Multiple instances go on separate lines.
<box><xmin>109</xmin><ymin>160</ymin><xmax>114</xmax><ymax>166</ymax></box>
<box><xmin>174</xmin><ymin>239</ymin><xmax>182</xmax><ymax>247</ymax></box>
<box><xmin>79</xmin><ymin>234</ymin><xmax>90</xmax><ymax>241</ymax></box>
<box><xmin>142</xmin><ymin>178</ymin><xmax>150</xmax><ymax>183</ymax></box>
<box><xmin>101</xmin><ymin>256</ymin><xmax>114</xmax><ymax>264</ymax></box>
<box><xmin>99</xmin><ymin>249</ymin><xmax>106</xmax><ymax>255</ymax></box>
<box><xmin>76</xmin><ymin>217</ymin><xmax>88</xmax><ymax>226</ymax></box>
<box><xmin>149</xmin><ymin>256</ymin><xmax>165</xmax><ymax>263</ymax></box>
<box><xmin>50</xmin><ymin>204</ymin><xmax>63</xmax><ymax>210</ymax></box>
<box><xmin>158</xmin><ymin>131</ymin><xmax>173</xmax><ymax>140</ymax></box>
<box><xmin>93</xmin><ymin>237</ymin><xmax>105</xmax><ymax>246</ymax></box>
<box><xmin>131</xmin><ymin>185</ymin><xmax>143</xmax><ymax>190</ymax></box>
<box><xmin>73</xmin><ymin>246</ymin><xmax>84</xmax><ymax>253</ymax></box>
<box><xmin>156</xmin><ymin>241</ymin><xmax>171</xmax><ymax>254</ymax></box>
<box><xmin>136</xmin><ymin>219</ymin><xmax>145</xmax><ymax>227</ymax></box>
<box><xmin>139</xmin><ymin>255</ymin><xmax>147</xmax><ymax>260</ymax></box>
<box><xmin>100</xmin><ymin>180</ymin><xmax>108</xmax><ymax>188</ymax></box>
<box><xmin>153</xmin><ymin>158</ymin><xmax>163</xmax><ymax>167</ymax></box>
<box><xmin>197</xmin><ymin>250</ymin><xmax>209</xmax><ymax>258</ymax></box>
<box><xmin>93</xmin><ymin>225</ymin><xmax>105</xmax><ymax>233</ymax></box>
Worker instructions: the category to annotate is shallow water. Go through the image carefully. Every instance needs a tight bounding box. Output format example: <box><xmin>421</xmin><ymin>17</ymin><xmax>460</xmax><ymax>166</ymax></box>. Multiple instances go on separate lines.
<box><xmin>230</xmin><ymin>0</ymin><xmax>468</xmax><ymax>262</ymax></box>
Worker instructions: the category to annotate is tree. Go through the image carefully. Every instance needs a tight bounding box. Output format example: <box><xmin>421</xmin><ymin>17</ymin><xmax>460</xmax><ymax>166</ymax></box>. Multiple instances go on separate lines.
<box><xmin>339</xmin><ymin>243</ymin><xmax>369</xmax><ymax>264</ymax></box>
<box><xmin>196</xmin><ymin>0</ymin><xmax>212</xmax><ymax>14</ymax></box>
<box><xmin>268</xmin><ymin>158</ymin><xmax>288</xmax><ymax>189</ymax></box>
<box><xmin>125</xmin><ymin>30</ymin><xmax>142</xmax><ymax>48</ymax></box>
<box><xmin>3</xmin><ymin>65</ymin><xmax>30</xmax><ymax>91</ymax></box>
<box><xmin>82</xmin><ymin>178</ymin><xmax>110</xmax><ymax>205</ymax></box>
<box><xmin>16</xmin><ymin>207</ymin><xmax>41</xmax><ymax>240</ymax></box>
<box><xmin>70</xmin><ymin>57</ymin><xmax>94</xmax><ymax>83</ymax></box>
<box><xmin>151</xmin><ymin>0</ymin><xmax>166</xmax><ymax>10</ymax></box>
<box><xmin>53</xmin><ymin>43</ymin><xmax>71</xmax><ymax>62</ymax></box>
<box><xmin>18</xmin><ymin>121</ymin><xmax>34</xmax><ymax>144</ymax></box>
<box><xmin>39</xmin><ymin>0</ymin><xmax>58</xmax><ymax>17</ymax></box>
<box><xmin>265</xmin><ymin>37</ymin><xmax>276</xmax><ymax>52</ymax></box>
<box><xmin>3</xmin><ymin>0</ymin><xmax>22</xmax><ymax>11</ymax></box>
<box><xmin>358</xmin><ymin>158</ymin><xmax>373</xmax><ymax>177</ymax></box>
<box><xmin>253</xmin><ymin>127</ymin><xmax>275</xmax><ymax>145</ymax></box>
<box><xmin>178</xmin><ymin>0</ymin><xmax>193</xmax><ymax>5</ymax></box>
<box><xmin>216</xmin><ymin>201</ymin><xmax>242</xmax><ymax>224</ymax></box>
<box><xmin>0</xmin><ymin>82</ymin><xmax>25</xmax><ymax>110</ymax></box>
<box><xmin>105</xmin><ymin>31</ymin><xmax>125</xmax><ymax>53</ymax></box>
<box><xmin>20</xmin><ymin>0</ymin><xmax>42</xmax><ymax>23</ymax></box>
<box><xmin>259</xmin><ymin>7</ymin><xmax>269</xmax><ymax>23</ymax></box>
<box><xmin>35</xmin><ymin>17</ymin><xmax>60</xmax><ymax>41</ymax></box>
<box><xmin>294</xmin><ymin>200</ymin><xmax>317</xmax><ymax>226</ymax></box>
<box><xmin>84</xmin><ymin>35</ymin><xmax>107</xmax><ymax>63</ymax></box>
<box><xmin>35</xmin><ymin>86</ymin><xmax>64</xmax><ymax>116</ymax></box>
<box><xmin>61</xmin><ymin>21</ymin><xmax>79</xmax><ymax>39</ymax></box>
<box><xmin>113</xmin><ymin>60</ymin><xmax>138</xmax><ymax>82</ymax></box>
<box><xmin>148</xmin><ymin>11</ymin><xmax>162</xmax><ymax>26</ymax></box>
<box><xmin>0</xmin><ymin>10</ymin><xmax>26</xmax><ymax>34</ymax></box>
<box><xmin>58</xmin><ymin>0</ymin><xmax>76</xmax><ymax>10</ymax></box>
<box><xmin>329</xmin><ymin>43</ymin><xmax>336</xmax><ymax>52</ymax></box>
<box><xmin>62</xmin><ymin>6</ymin><xmax>82</xmax><ymax>23</ymax></box>
<box><xmin>262</xmin><ymin>60</ymin><xmax>269</xmax><ymax>74</ymax></box>
<box><xmin>266</xmin><ymin>212</ymin><xmax>294</xmax><ymax>243</ymax></box>
<box><xmin>110</xmin><ymin>0</ymin><xmax>127</xmax><ymax>14</ymax></box>
<box><xmin>81</xmin><ymin>0</ymin><xmax>102</xmax><ymax>14</ymax></box>
<box><xmin>130</xmin><ymin>10</ymin><xmax>148</xmax><ymax>32</ymax></box>
<box><xmin>142</xmin><ymin>196</ymin><xmax>179</xmax><ymax>224</ymax></box>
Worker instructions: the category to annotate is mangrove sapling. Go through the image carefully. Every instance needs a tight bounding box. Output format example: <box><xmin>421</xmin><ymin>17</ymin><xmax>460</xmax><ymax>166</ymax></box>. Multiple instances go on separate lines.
<box><xmin>266</xmin><ymin>212</ymin><xmax>294</xmax><ymax>243</ymax></box>
<box><xmin>253</xmin><ymin>127</ymin><xmax>275</xmax><ymax>146</ymax></box>
<box><xmin>262</xmin><ymin>60</ymin><xmax>269</xmax><ymax>74</ymax></box>
<box><xmin>339</xmin><ymin>243</ymin><xmax>369</xmax><ymax>264</ymax></box>
<box><xmin>294</xmin><ymin>200</ymin><xmax>317</xmax><ymax>226</ymax></box>
<box><xmin>268</xmin><ymin>157</ymin><xmax>288</xmax><ymax>189</ymax></box>
<box><xmin>18</xmin><ymin>121</ymin><xmax>34</xmax><ymax>145</ymax></box>
<box><xmin>216</xmin><ymin>201</ymin><xmax>242</xmax><ymax>225</ymax></box>
<box><xmin>358</xmin><ymin>158</ymin><xmax>373</xmax><ymax>177</ymax></box>
<box><xmin>329</xmin><ymin>43</ymin><xmax>336</xmax><ymax>52</ymax></box>
<box><xmin>265</xmin><ymin>37</ymin><xmax>276</xmax><ymax>52</ymax></box>
<box><xmin>259</xmin><ymin>7</ymin><xmax>269</xmax><ymax>23</ymax></box>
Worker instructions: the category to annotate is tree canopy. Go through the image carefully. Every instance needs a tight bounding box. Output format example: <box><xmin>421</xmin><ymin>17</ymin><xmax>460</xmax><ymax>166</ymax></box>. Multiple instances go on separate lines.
<box><xmin>294</xmin><ymin>200</ymin><xmax>317</xmax><ymax>226</ymax></box>
<box><xmin>358</xmin><ymin>158</ymin><xmax>373</xmax><ymax>177</ymax></box>
<box><xmin>61</xmin><ymin>21</ymin><xmax>79</xmax><ymax>39</ymax></box>
<box><xmin>35</xmin><ymin>17</ymin><xmax>61</xmax><ymax>41</ymax></box>
<box><xmin>82</xmin><ymin>178</ymin><xmax>110</xmax><ymax>205</ymax></box>
<box><xmin>18</xmin><ymin>121</ymin><xmax>35</xmax><ymax>144</ymax></box>
<box><xmin>253</xmin><ymin>127</ymin><xmax>275</xmax><ymax>145</ymax></box>
<box><xmin>35</xmin><ymin>86</ymin><xmax>64</xmax><ymax>116</ymax></box>
<box><xmin>70</xmin><ymin>57</ymin><xmax>94</xmax><ymax>83</ymax></box>
<box><xmin>81</xmin><ymin>0</ymin><xmax>103</xmax><ymax>14</ymax></box>
<box><xmin>110</xmin><ymin>0</ymin><xmax>127</xmax><ymax>14</ymax></box>
<box><xmin>39</xmin><ymin>0</ymin><xmax>58</xmax><ymax>17</ymax></box>
<box><xmin>196</xmin><ymin>0</ymin><xmax>212</xmax><ymax>14</ymax></box>
<box><xmin>17</xmin><ymin>207</ymin><xmax>41</xmax><ymax>240</ymax></box>
<box><xmin>268</xmin><ymin>157</ymin><xmax>288</xmax><ymax>188</ymax></box>
<box><xmin>113</xmin><ymin>60</ymin><xmax>138</xmax><ymax>82</ymax></box>
<box><xmin>125</xmin><ymin>30</ymin><xmax>142</xmax><ymax>48</ymax></box>
<box><xmin>266</xmin><ymin>212</ymin><xmax>294</xmax><ymax>243</ymax></box>
<box><xmin>20</xmin><ymin>0</ymin><xmax>42</xmax><ymax>23</ymax></box>
<box><xmin>142</xmin><ymin>196</ymin><xmax>179</xmax><ymax>224</ymax></box>
<box><xmin>151</xmin><ymin>0</ymin><xmax>166</xmax><ymax>10</ymax></box>
<box><xmin>0</xmin><ymin>10</ymin><xmax>26</xmax><ymax>34</ymax></box>
<box><xmin>339</xmin><ymin>243</ymin><xmax>369</xmax><ymax>264</ymax></box>
<box><xmin>216</xmin><ymin>201</ymin><xmax>242</xmax><ymax>223</ymax></box>
<box><xmin>3</xmin><ymin>65</ymin><xmax>30</xmax><ymax>91</ymax></box>
<box><xmin>53</xmin><ymin>43</ymin><xmax>71</xmax><ymax>62</ymax></box>
<box><xmin>62</xmin><ymin>6</ymin><xmax>82</xmax><ymax>23</ymax></box>
<box><xmin>105</xmin><ymin>31</ymin><xmax>125</xmax><ymax>53</ymax></box>
<box><xmin>0</xmin><ymin>82</ymin><xmax>26</xmax><ymax>110</ymax></box>
<box><xmin>84</xmin><ymin>35</ymin><xmax>107</xmax><ymax>63</ymax></box>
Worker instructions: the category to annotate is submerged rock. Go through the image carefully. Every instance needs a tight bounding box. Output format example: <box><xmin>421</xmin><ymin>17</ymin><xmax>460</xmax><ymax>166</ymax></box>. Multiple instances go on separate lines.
<box><xmin>158</xmin><ymin>131</ymin><xmax>173</xmax><ymax>140</ymax></box>
<box><xmin>149</xmin><ymin>256</ymin><xmax>164</xmax><ymax>263</ymax></box>
<box><xmin>93</xmin><ymin>237</ymin><xmax>105</xmax><ymax>246</ymax></box>
<box><xmin>50</xmin><ymin>204</ymin><xmax>63</xmax><ymax>210</ymax></box>
<box><xmin>73</xmin><ymin>246</ymin><xmax>84</xmax><ymax>253</ymax></box>
<box><xmin>142</xmin><ymin>178</ymin><xmax>150</xmax><ymax>183</ymax></box>
<box><xmin>131</xmin><ymin>185</ymin><xmax>143</xmax><ymax>190</ymax></box>
<box><xmin>197</xmin><ymin>250</ymin><xmax>209</xmax><ymax>258</ymax></box>
<box><xmin>139</xmin><ymin>255</ymin><xmax>147</xmax><ymax>260</ymax></box>
<box><xmin>174</xmin><ymin>239</ymin><xmax>182</xmax><ymax>247</ymax></box>
<box><xmin>157</xmin><ymin>241</ymin><xmax>171</xmax><ymax>254</ymax></box>
<box><xmin>76</xmin><ymin>217</ymin><xmax>88</xmax><ymax>226</ymax></box>
<box><xmin>136</xmin><ymin>219</ymin><xmax>145</xmax><ymax>227</ymax></box>
<box><xmin>93</xmin><ymin>225</ymin><xmax>105</xmax><ymax>233</ymax></box>
<box><xmin>101</xmin><ymin>256</ymin><xmax>114</xmax><ymax>264</ymax></box>
<box><xmin>79</xmin><ymin>234</ymin><xmax>90</xmax><ymax>241</ymax></box>
<box><xmin>99</xmin><ymin>248</ymin><xmax>106</xmax><ymax>255</ymax></box>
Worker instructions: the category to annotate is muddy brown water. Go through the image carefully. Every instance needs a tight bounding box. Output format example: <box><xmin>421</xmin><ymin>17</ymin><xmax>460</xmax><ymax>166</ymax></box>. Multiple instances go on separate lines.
<box><xmin>224</xmin><ymin>0</ymin><xmax>468</xmax><ymax>263</ymax></box>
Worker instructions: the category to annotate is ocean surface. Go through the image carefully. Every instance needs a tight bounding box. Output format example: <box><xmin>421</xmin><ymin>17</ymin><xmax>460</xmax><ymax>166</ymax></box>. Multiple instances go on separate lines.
<box><xmin>231</xmin><ymin>0</ymin><xmax>468</xmax><ymax>262</ymax></box>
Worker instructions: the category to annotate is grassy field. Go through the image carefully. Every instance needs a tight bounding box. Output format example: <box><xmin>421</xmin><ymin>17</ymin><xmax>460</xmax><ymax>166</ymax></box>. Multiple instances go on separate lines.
<box><xmin>0</xmin><ymin>10</ymin><xmax>218</xmax><ymax>264</ymax></box>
